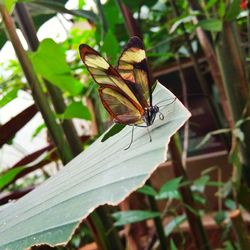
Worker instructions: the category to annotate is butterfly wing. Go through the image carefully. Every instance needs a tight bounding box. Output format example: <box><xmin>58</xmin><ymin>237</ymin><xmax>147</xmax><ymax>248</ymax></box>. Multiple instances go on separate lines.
<box><xmin>99</xmin><ymin>85</ymin><xmax>143</xmax><ymax>124</ymax></box>
<box><xmin>79</xmin><ymin>44</ymin><xmax>143</xmax><ymax>113</ymax></box>
<box><xmin>117</xmin><ymin>36</ymin><xmax>153</xmax><ymax>106</ymax></box>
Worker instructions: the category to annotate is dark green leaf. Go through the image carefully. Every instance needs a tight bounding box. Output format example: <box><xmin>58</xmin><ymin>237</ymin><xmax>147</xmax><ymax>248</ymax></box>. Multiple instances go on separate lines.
<box><xmin>192</xmin><ymin>175</ymin><xmax>210</xmax><ymax>192</ymax></box>
<box><xmin>101</xmin><ymin>124</ymin><xmax>125</xmax><ymax>142</ymax></box>
<box><xmin>225</xmin><ymin>0</ymin><xmax>241</xmax><ymax>21</ymax></box>
<box><xmin>214</xmin><ymin>211</ymin><xmax>227</xmax><ymax>225</ymax></box>
<box><xmin>170</xmin><ymin>239</ymin><xmax>178</xmax><ymax>250</ymax></box>
<box><xmin>198</xmin><ymin>19</ymin><xmax>222</xmax><ymax>32</ymax></box>
<box><xmin>0</xmin><ymin>89</ymin><xmax>18</xmax><ymax>108</ymax></box>
<box><xmin>205</xmin><ymin>0</ymin><xmax>219</xmax><ymax>11</ymax></box>
<box><xmin>156</xmin><ymin>177</ymin><xmax>182</xmax><ymax>200</ymax></box>
<box><xmin>164</xmin><ymin>215</ymin><xmax>186</xmax><ymax>236</ymax></box>
<box><xmin>32</xmin><ymin>123</ymin><xmax>46</xmax><ymax>138</ymax></box>
<box><xmin>122</xmin><ymin>0</ymin><xmax>156</xmax><ymax>10</ymax></box>
<box><xmin>62</xmin><ymin>102</ymin><xmax>91</xmax><ymax>120</ymax></box>
<box><xmin>112</xmin><ymin>210</ymin><xmax>160</xmax><ymax>226</ymax></box>
<box><xmin>102</xmin><ymin>31</ymin><xmax>119</xmax><ymax>64</ymax></box>
<box><xmin>137</xmin><ymin>184</ymin><xmax>158</xmax><ymax>196</ymax></box>
<box><xmin>103</xmin><ymin>0</ymin><xmax>122</xmax><ymax>30</ymax></box>
<box><xmin>225</xmin><ymin>199</ymin><xmax>236</xmax><ymax>210</ymax></box>
<box><xmin>223</xmin><ymin>241</ymin><xmax>235</xmax><ymax>250</ymax></box>
<box><xmin>193</xmin><ymin>193</ymin><xmax>206</xmax><ymax>204</ymax></box>
<box><xmin>28</xmin><ymin>0</ymin><xmax>98</xmax><ymax>22</ymax></box>
<box><xmin>30</xmin><ymin>38</ymin><xmax>83</xmax><ymax>95</ymax></box>
<box><xmin>0</xmin><ymin>167</ymin><xmax>25</xmax><ymax>190</ymax></box>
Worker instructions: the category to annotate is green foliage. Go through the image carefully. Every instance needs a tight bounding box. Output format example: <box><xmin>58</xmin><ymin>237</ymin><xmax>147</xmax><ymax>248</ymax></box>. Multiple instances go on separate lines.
<box><xmin>164</xmin><ymin>215</ymin><xmax>186</xmax><ymax>236</ymax></box>
<box><xmin>23</xmin><ymin>0</ymin><xmax>98</xmax><ymax>22</ymax></box>
<box><xmin>225</xmin><ymin>0</ymin><xmax>241</xmax><ymax>21</ymax></box>
<box><xmin>102</xmin><ymin>31</ymin><xmax>119</xmax><ymax>64</ymax></box>
<box><xmin>0</xmin><ymin>0</ymin><xmax>17</xmax><ymax>13</ymax></box>
<box><xmin>156</xmin><ymin>177</ymin><xmax>182</xmax><ymax>200</ymax></box>
<box><xmin>32</xmin><ymin>123</ymin><xmax>46</xmax><ymax>138</ymax></box>
<box><xmin>137</xmin><ymin>184</ymin><xmax>158</xmax><ymax>196</ymax></box>
<box><xmin>170</xmin><ymin>239</ymin><xmax>178</xmax><ymax>250</ymax></box>
<box><xmin>101</xmin><ymin>124</ymin><xmax>125</xmax><ymax>142</ymax></box>
<box><xmin>0</xmin><ymin>166</ymin><xmax>24</xmax><ymax>189</ymax></box>
<box><xmin>30</xmin><ymin>38</ymin><xmax>83</xmax><ymax>95</ymax></box>
<box><xmin>61</xmin><ymin>101</ymin><xmax>91</xmax><ymax>120</ymax></box>
<box><xmin>112</xmin><ymin>210</ymin><xmax>160</xmax><ymax>226</ymax></box>
<box><xmin>198</xmin><ymin>19</ymin><xmax>222</xmax><ymax>32</ymax></box>
<box><xmin>0</xmin><ymin>88</ymin><xmax>18</xmax><ymax>108</ymax></box>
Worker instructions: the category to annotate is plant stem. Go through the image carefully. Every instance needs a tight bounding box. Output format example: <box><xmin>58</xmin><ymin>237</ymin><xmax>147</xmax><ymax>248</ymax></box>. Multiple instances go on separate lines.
<box><xmin>169</xmin><ymin>133</ymin><xmax>211</xmax><ymax>250</ymax></box>
<box><xmin>0</xmin><ymin>4</ymin><xmax>72</xmax><ymax>164</ymax></box>
<box><xmin>215</xmin><ymin>21</ymin><xmax>250</xmax><ymax>187</ymax></box>
<box><xmin>14</xmin><ymin>2</ymin><xmax>82</xmax><ymax>157</ymax></box>
<box><xmin>95</xmin><ymin>0</ymin><xmax>108</xmax><ymax>38</ymax></box>
<box><xmin>230</xmin><ymin>209</ymin><xmax>250</xmax><ymax>250</ymax></box>
<box><xmin>115</xmin><ymin>0</ymin><xmax>142</xmax><ymax>38</ymax></box>
<box><xmin>171</xmin><ymin>0</ymin><xmax>231</xmax><ymax>151</ymax></box>
<box><xmin>146</xmin><ymin>180</ymin><xmax>167</xmax><ymax>250</ymax></box>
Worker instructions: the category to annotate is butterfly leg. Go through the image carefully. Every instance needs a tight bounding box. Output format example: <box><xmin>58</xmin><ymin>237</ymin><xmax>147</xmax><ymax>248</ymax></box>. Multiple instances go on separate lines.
<box><xmin>146</xmin><ymin>126</ymin><xmax>152</xmax><ymax>142</ymax></box>
<box><xmin>124</xmin><ymin>125</ymin><xmax>135</xmax><ymax>150</ymax></box>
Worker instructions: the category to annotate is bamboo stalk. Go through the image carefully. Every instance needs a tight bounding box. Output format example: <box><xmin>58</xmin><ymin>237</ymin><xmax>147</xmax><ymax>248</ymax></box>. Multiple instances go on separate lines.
<box><xmin>229</xmin><ymin>209</ymin><xmax>250</xmax><ymax>250</ymax></box>
<box><xmin>0</xmin><ymin>4</ymin><xmax>72</xmax><ymax>164</ymax></box>
<box><xmin>215</xmin><ymin>21</ymin><xmax>250</xmax><ymax>186</ymax></box>
<box><xmin>191</xmin><ymin>18</ymin><xmax>233</xmax><ymax>127</ymax></box>
<box><xmin>115</xmin><ymin>0</ymin><xmax>142</xmax><ymax>38</ymax></box>
<box><xmin>14</xmin><ymin>2</ymin><xmax>83</xmax><ymax>157</ymax></box>
<box><xmin>169</xmin><ymin>134</ymin><xmax>211</xmax><ymax>250</ymax></box>
<box><xmin>170</xmin><ymin>1</ymin><xmax>231</xmax><ymax>151</ymax></box>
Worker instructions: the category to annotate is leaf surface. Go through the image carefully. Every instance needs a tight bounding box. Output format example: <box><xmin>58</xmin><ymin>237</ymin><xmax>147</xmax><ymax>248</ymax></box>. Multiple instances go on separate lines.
<box><xmin>0</xmin><ymin>83</ymin><xmax>191</xmax><ymax>250</ymax></box>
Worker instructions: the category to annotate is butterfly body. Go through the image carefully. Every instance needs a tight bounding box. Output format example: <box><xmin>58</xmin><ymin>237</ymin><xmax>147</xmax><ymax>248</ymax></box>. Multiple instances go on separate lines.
<box><xmin>79</xmin><ymin>36</ymin><xmax>160</xmax><ymax>129</ymax></box>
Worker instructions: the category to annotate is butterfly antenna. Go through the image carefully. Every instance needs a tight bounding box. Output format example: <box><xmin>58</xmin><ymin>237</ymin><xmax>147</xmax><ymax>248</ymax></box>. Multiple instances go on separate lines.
<box><xmin>147</xmin><ymin>126</ymin><xmax>152</xmax><ymax>142</ymax></box>
<box><xmin>124</xmin><ymin>125</ymin><xmax>135</xmax><ymax>150</ymax></box>
<box><xmin>157</xmin><ymin>97</ymin><xmax>177</xmax><ymax>108</ymax></box>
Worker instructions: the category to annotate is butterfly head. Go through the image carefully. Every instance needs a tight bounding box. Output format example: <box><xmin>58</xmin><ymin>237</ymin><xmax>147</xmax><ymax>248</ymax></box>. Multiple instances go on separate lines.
<box><xmin>143</xmin><ymin>105</ymin><xmax>160</xmax><ymax>126</ymax></box>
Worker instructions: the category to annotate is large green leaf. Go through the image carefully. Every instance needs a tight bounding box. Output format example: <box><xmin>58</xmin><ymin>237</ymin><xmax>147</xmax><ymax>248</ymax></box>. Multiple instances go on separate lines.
<box><xmin>0</xmin><ymin>83</ymin><xmax>191</xmax><ymax>250</ymax></box>
<box><xmin>30</xmin><ymin>38</ymin><xmax>83</xmax><ymax>95</ymax></box>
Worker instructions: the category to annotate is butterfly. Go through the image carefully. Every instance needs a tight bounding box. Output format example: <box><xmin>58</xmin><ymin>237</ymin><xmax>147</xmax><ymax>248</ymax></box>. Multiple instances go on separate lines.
<box><xmin>79</xmin><ymin>36</ymin><xmax>164</xmax><ymax>148</ymax></box>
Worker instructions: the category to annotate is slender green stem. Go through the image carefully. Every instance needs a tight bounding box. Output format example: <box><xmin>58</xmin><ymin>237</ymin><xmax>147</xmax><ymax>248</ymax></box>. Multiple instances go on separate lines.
<box><xmin>14</xmin><ymin>2</ymin><xmax>82</xmax><ymax>157</ymax></box>
<box><xmin>95</xmin><ymin>0</ymin><xmax>108</xmax><ymax>39</ymax></box>
<box><xmin>146</xmin><ymin>181</ymin><xmax>167</xmax><ymax>250</ymax></box>
<box><xmin>0</xmin><ymin>4</ymin><xmax>73</xmax><ymax>164</ymax></box>
<box><xmin>171</xmin><ymin>1</ymin><xmax>230</xmax><ymax>151</ymax></box>
<box><xmin>230</xmin><ymin>209</ymin><xmax>250</xmax><ymax>250</ymax></box>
